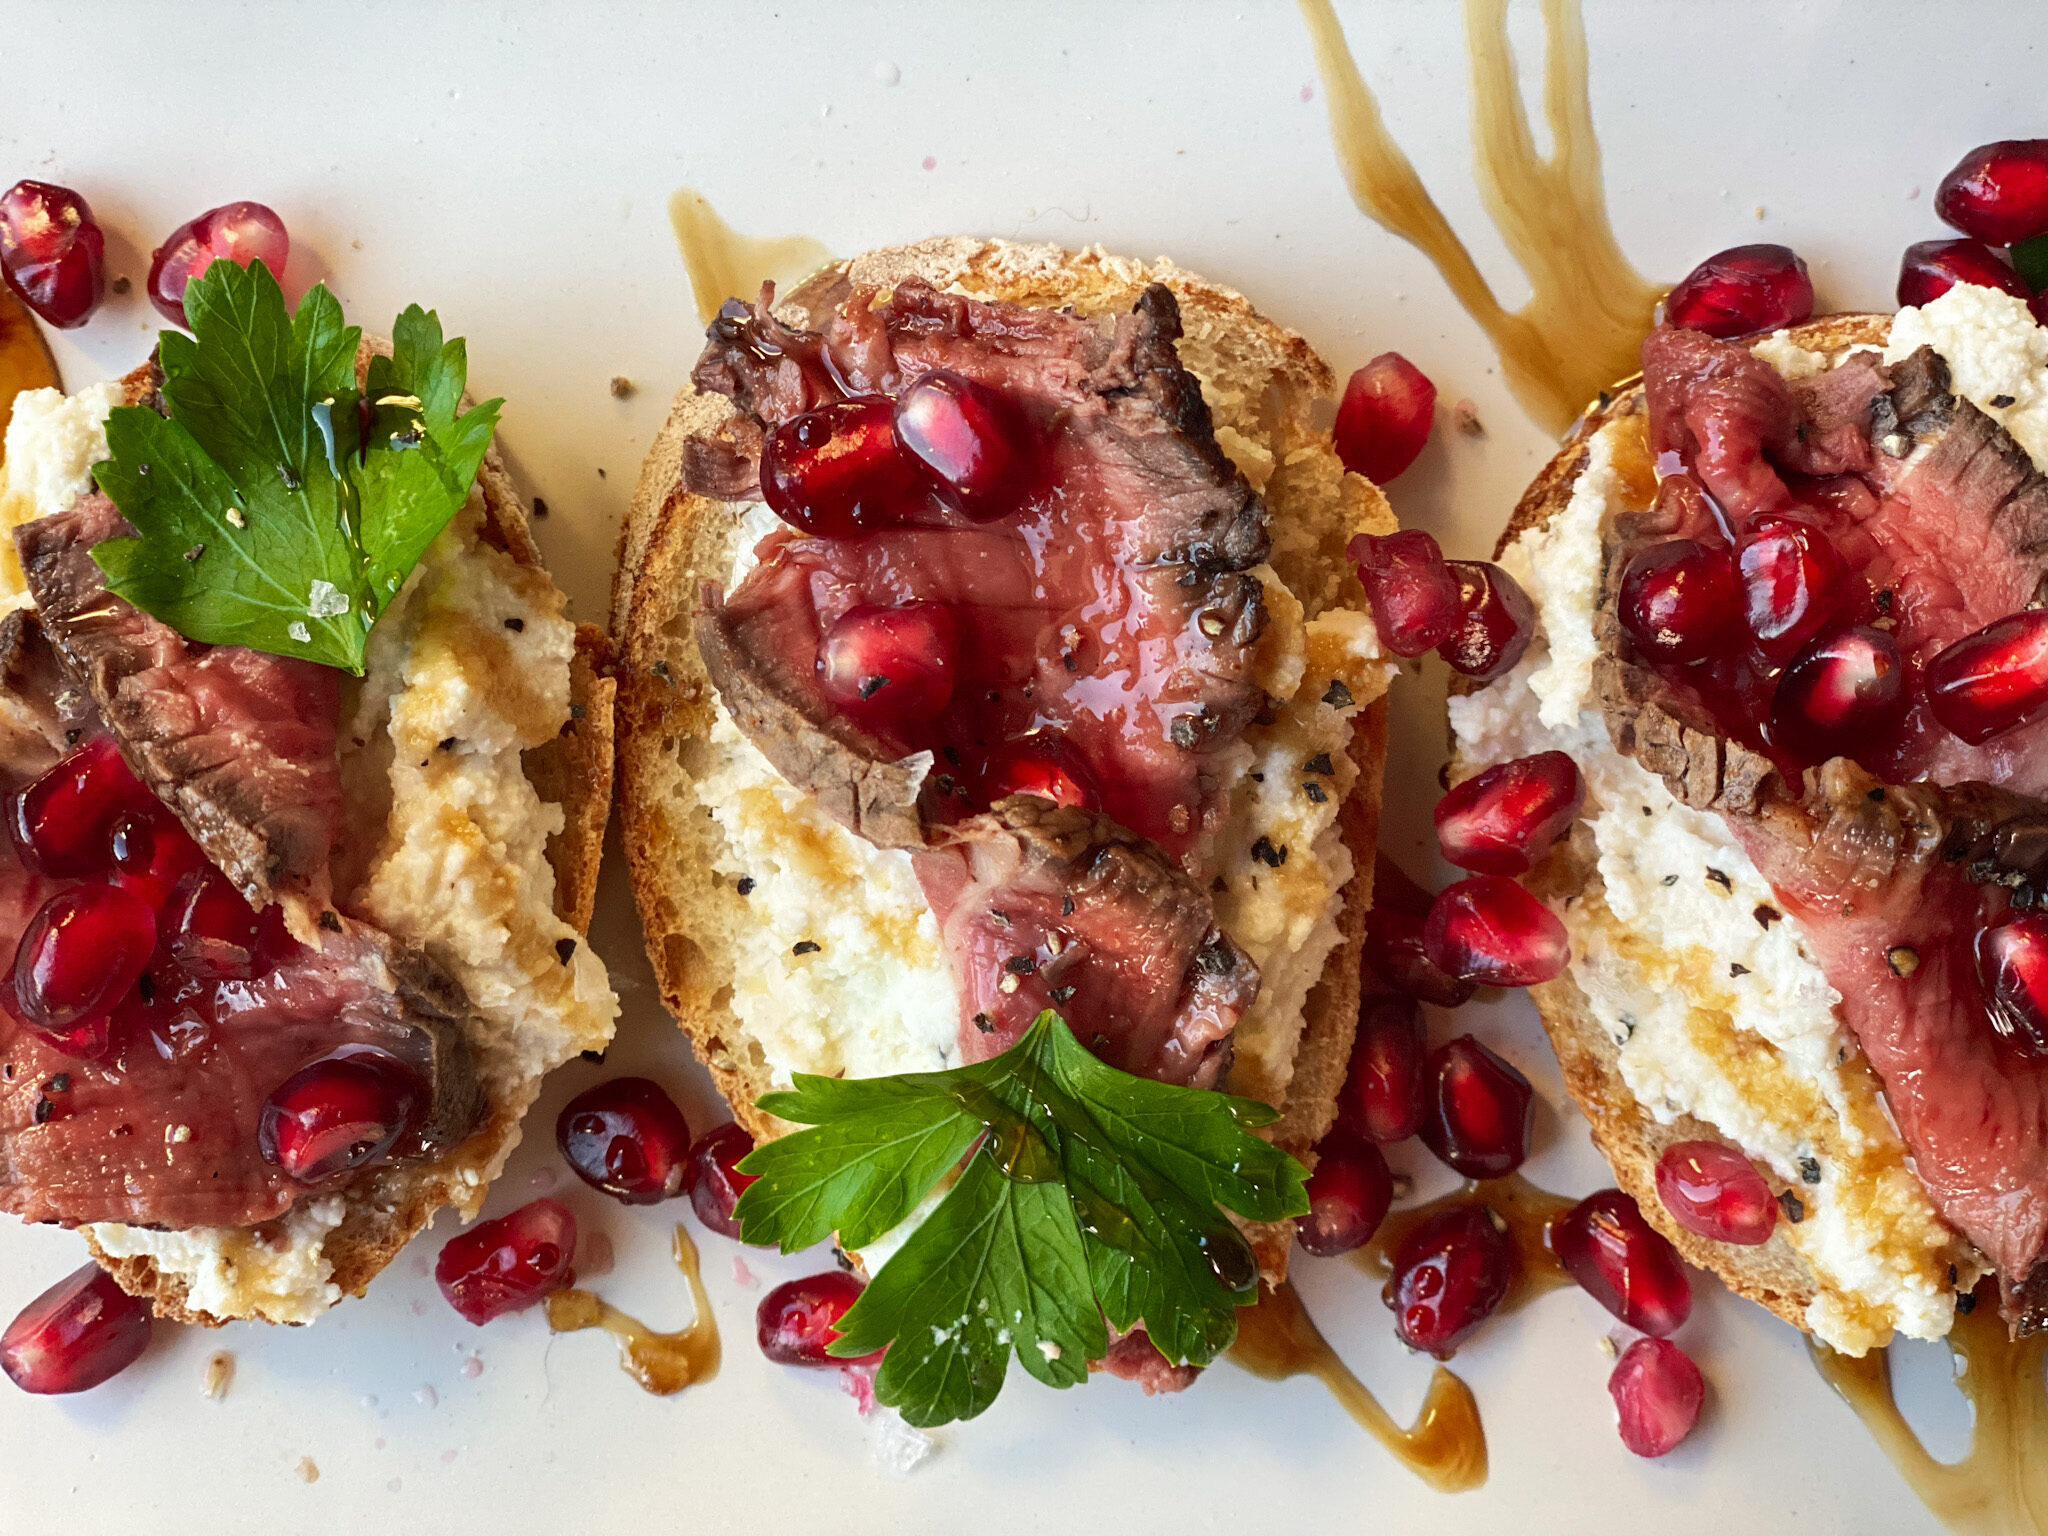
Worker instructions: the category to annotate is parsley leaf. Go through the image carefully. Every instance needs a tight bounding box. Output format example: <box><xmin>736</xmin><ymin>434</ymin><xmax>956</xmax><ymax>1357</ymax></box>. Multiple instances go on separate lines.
<box><xmin>736</xmin><ymin>1012</ymin><xmax>1309</xmax><ymax>1427</ymax></box>
<box><xmin>89</xmin><ymin>258</ymin><xmax>500</xmax><ymax>675</ymax></box>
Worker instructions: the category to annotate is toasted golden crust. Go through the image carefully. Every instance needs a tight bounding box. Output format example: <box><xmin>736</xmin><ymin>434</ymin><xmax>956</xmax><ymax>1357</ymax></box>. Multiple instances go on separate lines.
<box><xmin>615</xmin><ymin>238</ymin><xmax>1393</xmax><ymax>1282</ymax></box>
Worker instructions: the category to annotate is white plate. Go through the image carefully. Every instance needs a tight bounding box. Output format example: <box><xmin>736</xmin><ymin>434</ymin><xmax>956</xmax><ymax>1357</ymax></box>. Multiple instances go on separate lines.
<box><xmin>0</xmin><ymin>3</ymin><xmax>2025</xmax><ymax>1531</ymax></box>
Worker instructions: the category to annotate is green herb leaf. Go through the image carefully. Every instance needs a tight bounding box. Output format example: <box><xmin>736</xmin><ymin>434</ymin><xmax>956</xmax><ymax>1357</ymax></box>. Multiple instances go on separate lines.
<box><xmin>89</xmin><ymin>258</ymin><xmax>501</xmax><ymax>675</ymax></box>
<box><xmin>2012</xmin><ymin>232</ymin><xmax>2048</xmax><ymax>293</ymax></box>
<box><xmin>734</xmin><ymin>1012</ymin><xmax>1309</xmax><ymax>1427</ymax></box>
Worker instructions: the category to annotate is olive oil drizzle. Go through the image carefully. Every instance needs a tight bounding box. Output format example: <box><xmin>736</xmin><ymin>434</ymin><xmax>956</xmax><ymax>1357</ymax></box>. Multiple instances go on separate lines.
<box><xmin>546</xmin><ymin>1224</ymin><xmax>721</xmax><ymax>1395</ymax></box>
<box><xmin>668</xmin><ymin>189</ymin><xmax>832</xmax><ymax>326</ymax></box>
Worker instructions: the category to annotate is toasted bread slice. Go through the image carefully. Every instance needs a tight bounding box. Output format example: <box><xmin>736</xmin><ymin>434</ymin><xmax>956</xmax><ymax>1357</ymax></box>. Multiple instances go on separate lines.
<box><xmin>614</xmin><ymin>237</ymin><xmax>1396</xmax><ymax>1280</ymax></box>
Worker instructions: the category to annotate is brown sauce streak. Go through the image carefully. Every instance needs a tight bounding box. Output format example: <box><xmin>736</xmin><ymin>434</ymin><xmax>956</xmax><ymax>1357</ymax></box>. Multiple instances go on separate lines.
<box><xmin>545</xmin><ymin>1224</ymin><xmax>721</xmax><ymax>1395</ymax></box>
<box><xmin>1297</xmin><ymin>0</ymin><xmax>1663</xmax><ymax>433</ymax></box>
<box><xmin>1812</xmin><ymin>1287</ymin><xmax>2048</xmax><ymax>1536</ymax></box>
<box><xmin>0</xmin><ymin>285</ymin><xmax>59</xmax><ymax>453</ymax></box>
<box><xmin>668</xmin><ymin>189</ymin><xmax>832</xmax><ymax>326</ymax></box>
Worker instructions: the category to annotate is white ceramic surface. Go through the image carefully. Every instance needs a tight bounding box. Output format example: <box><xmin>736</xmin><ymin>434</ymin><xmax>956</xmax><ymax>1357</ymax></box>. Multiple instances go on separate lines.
<box><xmin>0</xmin><ymin>3</ymin><xmax>2031</xmax><ymax>1532</ymax></box>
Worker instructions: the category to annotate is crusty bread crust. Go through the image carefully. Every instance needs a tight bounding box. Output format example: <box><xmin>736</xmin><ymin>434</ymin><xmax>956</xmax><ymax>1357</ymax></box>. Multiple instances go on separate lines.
<box><xmin>1488</xmin><ymin>313</ymin><xmax>1893</xmax><ymax>1335</ymax></box>
<box><xmin>614</xmin><ymin>237</ymin><xmax>1394</xmax><ymax>1281</ymax></box>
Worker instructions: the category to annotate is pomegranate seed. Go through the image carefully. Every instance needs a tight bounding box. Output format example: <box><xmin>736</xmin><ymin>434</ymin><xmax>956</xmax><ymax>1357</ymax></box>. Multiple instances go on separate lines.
<box><xmin>1363</xmin><ymin>858</ymin><xmax>1474</xmax><ymax>1006</ymax></box>
<box><xmin>1976</xmin><ymin>913</ymin><xmax>2048</xmax><ymax>1056</ymax></box>
<box><xmin>1296</xmin><ymin>1127</ymin><xmax>1394</xmax><ymax>1257</ymax></box>
<box><xmin>1927</xmin><ymin>609</ymin><xmax>2048</xmax><ymax>745</ymax></box>
<box><xmin>760</xmin><ymin>396</ymin><xmax>928</xmax><ymax>537</ymax></box>
<box><xmin>1383</xmin><ymin>1204</ymin><xmax>1515</xmax><ymax>1358</ymax></box>
<box><xmin>556</xmin><ymin>1077</ymin><xmax>694</xmax><ymax>1205</ymax></box>
<box><xmin>1434</xmin><ymin>751</ymin><xmax>1583</xmax><ymax>876</ymax></box>
<box><xmin>816</xmin><ymin>602</ymin><xmax>958</xmax><ymax>726</ymax></box>
<box><xmin>1736</xmin><ymin>514</ymin><xmax>1848</xmax><ymax>662</ymax></box>
<box><xmin>757</xmin><ymin>1270</ymin><xmax>884</xmax><ymax>1367</ymax></box>
<box><xmin>1348</xmin><ymin>530</ymin><xmax>1463</xmax><ymax>656</ymax></box>
<box><xmin>1333</xmin><ymin>352</ymin><xmax>1437</xmax><ymax>484</ymax></box>
<box><xmin>1340</xmin><ymin>995</ymin><xmax>1429</xmax><ymax>1142</ymax></box>
<box><xmin>1655</xmin><ymin>1140</ymin><xmax>1777</xmax><ymax>1245</ymax></box>
<box><xmin>258</xmin><ymin>1049</ymin><xmax>422</xmax><ymax>1183</ymax></box>
<box><xmin>1619</xmin><ymin>538</ymin><xmax>1740</xmax><ymax>664</ymax></box>
<box><xmin>981</xmin><ymin>732</ymin><xmax>1102</xmax><ymax>812</ymax></box>
<box><xmin>1551</xmin><ymin>1189</ymin><xmax>1693</xmax><ymax>1337</ymax></box>
<box><xmin>1663</xmin><ymin>244</ymin><xmax>1814</xmax><ymax>339</ymax></box>
<box><xmin>13</xmin><ymin>884</ymin><xmax>155</xmax><ymax>1037</ymax></box>
<box><xmin>1422</xmin><ymin>876</ymin><xmax>1567</xmax><ymax>988</ymax></box>
<box><xmin>146</xmin><ymin>202</ymin><xmax>289</xmax><ymax>328</ymax></box>
<box><xmin>1897</xmin><ymin>238</ymin><xmax>2030</xmax><ymax>310</ymax></box>
<box><xmin>686</xmin><ymin>1121</ymin><xmax>760</xmax><ymax>1240</ymax></box>
<box><xmin>1769</xmin><ymin>625</ymin><xmax>1906</xmax><ymax>763</ymax></box>
<box><xmin>8</xmin><ymin>736</ymin><xmax>152</xmax><ymax>879</ymax></box>
<box><xmin>1419</xmin><ymin>1036</ymin><xmax>1535</xmax><ymax>1179</ymax></box>
<box><xmin>435</xmin><ymin>1198</ymin><xmax>577</xmax><ymax>1324</ymax></box>
<box><xmin>893</xmin><ymin>370</ymin><xmax>1032</xmax><ymax>520</ymax></box>
<box><xmin>107</xmin><ymin>810</ymin><xmax>208</xmax><ymax>913</ymax></box>
<box><xmin>1</xmin><ymin>1264</ymin><xmax>150</xmax><ymax>1395</ymax></box>
<box><xmin>1938</xmin><ymin>141</ymin><xmax>2048</xmax><ymax>247</ymax></box>
<box><xmin>1609</xmin><ymin>1337</ymin><xmax>1706</xmax><ymax>1458</ymax></box>
<box><xmin>163</xmin><ymin>866</ymin><xmax>262</xmax><ymax>980</ymax></box>
<box><xmin>0</xmin><ymin>181</ymin><xmax>105</xmax><ymax>329</ymax></box>
<box><xmin>1438</xmin><ymin>561</ymin><xmax>1535</xmax><ymax>681</ymax></box>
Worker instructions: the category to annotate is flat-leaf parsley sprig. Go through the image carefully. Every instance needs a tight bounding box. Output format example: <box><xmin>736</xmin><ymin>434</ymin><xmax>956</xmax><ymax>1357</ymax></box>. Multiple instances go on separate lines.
<box><xmin>90</xmin><ymin>257</ymin><xmax>500</xmax><ymax>675</ymax></box>
<box><xmin>734</xmin><ymin>1011</ymin><xmax>1310</xmax><ymax>1427</ymax></box>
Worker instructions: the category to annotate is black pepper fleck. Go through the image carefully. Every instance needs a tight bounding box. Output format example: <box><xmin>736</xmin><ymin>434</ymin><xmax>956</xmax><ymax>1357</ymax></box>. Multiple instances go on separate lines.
<box><xmin>1755</xmin><ymin>903</ymin><xmax>1782</xmax><ymax>928</ymax></box>
<box><xmin>504</xmin><ymin>617</ymin><xmax>525</xmax><ymax>632</ymax></box>
<box><xmin>1061</xmin><ymin>895</ymin><xmax>1075</xmax><ymax>917</ymax></box>
<box><xmin>1250</xmin><ymin>836</ymin><xmax>1287</xmax><ymax>868</ymax></box>
<box><xmin>556</xmin><ymin>937</ymin><xmax>578</xmax><ymax>963</ymax></box>
<box><xmin>1729</xmin><ymin>963</ymin><xmax>1750</xmax><ymax>978</ymax></box>
<box><xmin>1303</xmin><ymin>781</ymin><xmax>1328</xmax><ymax>803</ymax></box>
<box><xmin>33</xmin><ymin>1097</ymin><xmax>51</xmax><ymax>1124</ymax></box>
<box><xmin>318</xmin><ymin>910</ymin><xmax>342</xmax><ymax>933</ymax></box>
<box><xmin>791</xmin><ymin>940</ymin><xmax>820</xmax><ymax>956</ymax></box>
<box><xmin>1322</xmin><ymin>679</ymin><xmax>1354</xmax><ymax>708</ymax></box>
<box><xmin>1799</xmin><ymin>1156</ymin><xmax>1822</xmax><ymax>1185</ymax></box>
<box><xmin>735</xmin><ymin>877</ymin><xmax>755</xmax><ymax>896</ymax></box>
<box><xmin>1004</xmin><ymin>955</ymin><xmax>1038</xmax><ymax>976</ymax></box>
<box><xmin>1993</xmin><ymin>394</ymin><xmax>2017</xmax><ymax>408</ymax></box>
<box><xmin>437</xmin><ymin>737</ymin><xmax>458</xmax><ymax>753</ymax></box>
<box><xmin>1778</xmin><ymin>1190</ymin><xmax>1805</xmax><ymax>1223</ymax></box>
<box><xmin>1957</xmin><ymin>1291</ymin><xmax>1979</xmax><ymax>1314</ymax></box>
<box><xmin>1303</xmin><ymin>753</ymin><xmax>1335</xmax><ymax>776</ymax></box>
<box><xmin>1867</xmin><ymin>787</ymin><xmax>1886</xmax><ymax>802</ymax></box>
<box><xmin>859</xmin><ymin>675</ymin><xmax>889</xmax><ymax>700</ymax></box>
<box><xmin>651</xmin><ymin>660</ymin><xmax>674</xmax><ymax>684</ymax></box>
<box><xmin>569</xmin><ymin>704</ymin><xmax>587</xmax><ymax>720</ymax></box>
<box><xmin>1706</xmin><ymin>867</ymin><xmax>1733</xmax><ymax>891</ymax></box>
<box><xmin>972</xmin><ymin>1011</ymin><xmax>995</xmax><ymax>1033</ymax></box>
<box><xmin>533</xmin><ymin>497</ymin><xmax>550</xmax><ymax>518</ymax></box>
<box><xmin>44</xmin><ymin>1073</ymin><xmax>69</xmax><ymax>1094</ymax></box>
<box><xmin>1662</xmin><ymin>873</ymin><xmax>1680</xmax><ymax>887</ymax></box>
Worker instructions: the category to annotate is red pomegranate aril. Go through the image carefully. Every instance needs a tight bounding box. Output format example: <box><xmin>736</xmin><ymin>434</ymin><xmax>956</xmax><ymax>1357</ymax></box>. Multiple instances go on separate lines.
<box><xmin>686</xmin><ymin>1120</ymin><xmax>760</xmax><ymax>1240</ymax></box>
<box><xmin>1419</xmin><ymin>1035</ymin><xmax>1535</xmax><ymax>1179</ymax></box>
<box><xmin>816</xmin><ymin>602</ymin><xmax>958</xmax><ymax>726</ymax></box>
<box><xmin>1341</xmin><ymin>994</ymin><xmax>1429</xmax><ymax>1142</ymax></box>
<box><xmin>436</xmin><ymin>1198</ymin><xmax>577</xmax><ymax>1324</ymax></box>
<box><xmin>1383</xmin><ymin>1204</ymin><xmax>1515</xmax><ymax>1358</ymax></box>
<box><xmin>1897</xmin><ymin>238</ymin><xmax>2030</xmax><ymax>309</ymax></box>
<box><xmin>107</xmin><ymin>810</ymin><xmax>208</xmax><ymax>913</ymax></box>
<box><xmin>258</xmin><ymin>1049</ymin><xmax>421</xmax><ymax>1183</ymax></box>
<box><xmin>893</xmin><ymin>370</ymin><xmax>1031</xmax><ymax>520</ymax></box>
<box><xmin>1422</xmin><ymin>875</ymin><xmax>1567</xmax><ymax>988</ymax></box>
<box><xmin>1619</xmin><ymin>538</ymin><xmax>1740</xmax><ymax>664</ymax></box>
<box><xmin>1348</xmin><ymin>530</ymin><xmax>1462</xmax><ymax>657</ymax></box>
<box><xmin>1976</xmin><ymin>913</ymin><xmax>2048</xmax><ymax>1057</ymax></box>
<box><xmin>1927</xmin><ymin>609</ymin><xmax>2048</xmax><ymax>745</ymax></box>
<box><xmin>1363</xmin><ymin>906</ymin><xmax>1476</xmax><ymax>1008</ymax></box>
<box><xmin>1438</xmin><ymin>561</ymin><xmax>1535</xmax><ymax>681</ymax></box>
<box><xmin>981</xmin><ymin>732</ymin><xmax>1102</xmax><ymax>812</ymax></box>
<box><xmin>1434</xmin><ymin>751</ymin><xmax>1583</xmax><ymax>876</ymax></box>
<box><xmin>760</xmin><ymin>396</ymin><xmax>928</xmax><ymax>537</ymax></box>
<box><xmin>9</xmin><ymin>735</ymin><xmax>152</xmax><ymax>878</ymax></box>
<box><xmin>557</xmin><ymin>1077</ymin><xmax>694</xmax><ymax>1205</ymax></box>
<box><xmin>163</xmin><ymin>866</ymin><xmax>263</xmax><ymax>980</ymax></box>
<box><xmin>0</xmin><ymin>181</ymin><xmax>106</xmax><ymax>329</ymax></box>
<box><xmin>1937</xmin><ymin>141</ymin><xmax>2048</xmax><ymax>247</ymax></box>
<box><xmin>146</xmin><ymin>201</ymin><xmax>289</xmax><ymax>327</ymax></box>
<box><xmin>1296</xmin><ymin>1128</ymin><xmax>1394</xmax><ymax>1257</ymax></box>
<box><xmin>758</xmin><ymin>1270</ymin><xmax>884</xmax><ymax>1367</ymax></box>
<box><xmin>13</xmin><ymin>884</ymin><xmax>155</xmax><ymax>1034</ymax></box>
<box><xmin>1</xmin><ymin>1264</ymin><xmax>150</xmax><ymax>1395</ymax></box>
<box><xmin>1333</xmin><ymin>352</ymin><xmax>1437</xmax><ymax>484</ymax></box>
<box><xmin>1550</xmin><ymin>1189</ymin><xmax>1693</xmax><ymax>1337</ymax></box>
<box><xmin>1769</xmin><ymin>625</ymin><xmax>1906</xmax><ymax>762</ymax></box>
<box><xmin>1663</xmin><ymin>243</ymin><xmax>1814</xmax><ymax>339</ymax></box>
<box><xmin>1655</xmin><ymin>1140</ymin><xmax>1777</xmax><ymax>1245</ymax></box>
<box><xmin>1736</xmin><ymin>514</ymin><xmax>1848</xmax><ymax>662</ymax></box>
<box><xmin>1610</xmin><ymin>1337</ymin><xmax>1706</xmax><ymax>1458</ymax></box>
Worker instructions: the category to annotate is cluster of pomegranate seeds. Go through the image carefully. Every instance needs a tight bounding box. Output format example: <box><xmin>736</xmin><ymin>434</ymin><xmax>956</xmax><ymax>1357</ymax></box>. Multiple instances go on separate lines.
<box><xmin>0</xmin><ymin>181</ymin><xmax>106</xmax><ymax>329</ymax></box>
<box><xmin>1419</xmin><ymin>1037</ymin><xmax>1534</xmax><ymax>1180</ymax></box>
<box><xmin>1662</xmin><ymin>244</ymin><xmax>1814</xmax><ymax>339</ymax></box>
<box><xmin>436</xmin><ymin>1198</ymin><xmax>578</xmax><ymax>1324</ymax></box>
<box><xmin>146</xmin><ymin>201</ymin><xmax>288</xmax><ymax>328</ymax></box>
<box><xmin>980</xmin><ymin>731</ymin><xmax>1102</xmax><ymax>812</ymax></box>
<box><xmin>1975</xmin><ymin>914</ymin><xmax>2048</xmax><ymax>1056</ymax></box>
<box><xmin>1422</xmin><ymin>875</ymin><xmax>1568</xmax><ymax>988</ymax></box>
<box><xmin>258</xmin><ymin>1049</ymin><xmax>422</xmax><ymax>1183</ymax></box>
<box><xmin>1362</xmin><ymin>857</ymin><xmax>1474</xmax><ymax>1007</ymax></box>
<box><xmin>815</xmin><ymin>602</ymin><xmax>959</xmax><ymax>725</ymax></box>
<box><xmin>2</xmin><ymin>1264</ymin><xmax>151</xmax><ymax>1395</ymax></box>
<box><xmin>556</xmin><ymin>1077</ymin><xmax>694</xmax><ymax>1205</ymax></box>
<box><xmin>1297</xmin><ymin>1127</ymin><xmax>1393</xmax><ymax>1257</ymax></box>
<box><xmin>893</xmin><ymin>370</ymin><xmax>1032</xmax><ymax>519</ymax></box>
<box><xmin>1339</xmin><ymin>995</ymin><xmax>1428</xmax><ymax>1142</ymax></box>
<box><xmin>1550</xmin><ymin>1190</ymin><xmax>1693</xmax><ymax>1337</ymax></box>
<box><xmin>757</xmin><ymin>1270</ymin><xmax>883</xmax><ymax>1367</ymax></box>
<box><xmin>1347</xmin><ymin>530</ymin><xmax>1462</xmax><ymax>656</ymax></box>
<box><xmin>1926</xmin><ymin>610</ymin><xmax>2048</xmax><ymax>745</ymax></box>
<box><xmin>1433</xmin><ymin>752</ymin><xmax>1583</xmax><ymax>876</ymax></box>
<box><xmin>685</xmin><ymin>1120</ymin><xmax>760</xmax><ymax>1239</ymax></box>
<box><xmin>1383</xmin><ymin>1204</ymin><xmax>1515</xmax><ymax>1358</ymax></box>
<box><xmin>1333</xmin><ymin>352</ymin><xmax>1437</xmax><ymax>484</ymax></box>
<box><xmin>1618</xmin><ymin>539</ymin><xmax>1739</xmax><ymax>663</ymax></box>
<box><xmin>1654</xmin><ymin>1141</ymin><xmax>1777</xmax><ymax>1246</ymax></box>
<box><xmin>1609</xmin><ymin>1336</ymin><xmax>1706</xmax><ymax>1458</ymax></box>
<box><xmin>761</xmin><ymin>397</ymin><xmax>926</xmax><ymax>537</ymax></box>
